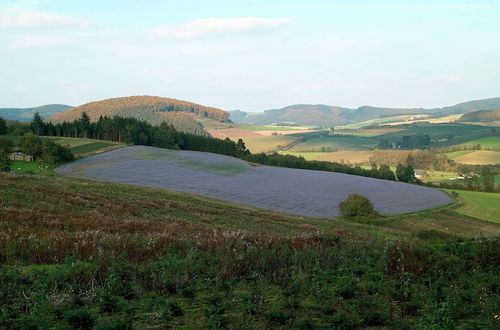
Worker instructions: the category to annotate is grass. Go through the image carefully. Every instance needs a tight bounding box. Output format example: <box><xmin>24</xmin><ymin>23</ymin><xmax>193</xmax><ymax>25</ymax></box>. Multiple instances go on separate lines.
<box><xmin>288</xmin><ymin>136</ymin><xmax>378</xmax><ymax>152</ymax></box>
<box><xmin>280</xmin><ymin>150</ymin><xmax>372</xmax><ymax>164</ymax></box>
<box><xmin>458</xmin><ymin>136</ymin><xmax>500</xmax><ymax>150</ymax></box>
<box><xmin>452</xmin><ymin>150</ymin><xmax>500</xmax><ymax>165</ymax></box>
<box><xmin>446</xmin><ymin>150</ymin><xmax>474</xmax><ymax>159</ymax></box>
<box><xmin>234</xmin><ymin>135</ymin><xmax>297</xmax><ymax>153</ymax></box>
<box><xmin>443</xmin><ymin>189</ymin><xmax>500</xmax><ymax>223</ymax></box>
<box><xmin>337</xmin><ymin>115</ymin><xmax>413</xmax><ymax>129</ymax></box>
<box><xmin>70</xmin><ymin>141</ymin><xmax>121</xmax><ymax>154</ymax></box>
<box><xmin>0</xmin><ymin>169</ymin><xmax>499</xmax><ymax>328</ymax></box>
<box><xmin>10</xmin><ymin>161</ymin><xmax>55</xmax><ymax>174</ymax></box>
<box><xmin>234</xmin><ymin>123</ymin><xmax>308</xmax><ymax>131</ymax></box>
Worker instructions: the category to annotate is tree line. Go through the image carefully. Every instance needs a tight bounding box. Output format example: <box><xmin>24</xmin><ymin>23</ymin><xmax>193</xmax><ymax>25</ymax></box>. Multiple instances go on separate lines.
<box><xmin>1</xmin><ymin>113</ymin><xmax>410</xmax><ymax>182</ymax></box>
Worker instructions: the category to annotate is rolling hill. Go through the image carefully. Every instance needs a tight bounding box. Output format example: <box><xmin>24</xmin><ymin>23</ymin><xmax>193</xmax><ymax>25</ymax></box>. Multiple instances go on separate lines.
<box><xmin>0</xmin><ymin>104</ymin><xmax>73</xmax><ymax>121</ymax></box>
<box><xmin>49</xmin><ymin>96</ymin><xmax>229</xmax><ymax>135</ymax></box>
<box><xmin>231</xmin><ymin>97</ymin><xmax>500</xmax><ymax>126</ymax></box>
<box><xmin>457</xmin><ymin>109</ymin><xmax>500</xmax><ymax>122</ymax></box>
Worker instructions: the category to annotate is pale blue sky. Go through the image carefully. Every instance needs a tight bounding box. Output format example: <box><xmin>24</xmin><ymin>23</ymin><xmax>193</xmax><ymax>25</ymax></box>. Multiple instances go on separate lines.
<box><xmin>1</xmin><ymin>0</ymin><xmax>499</xmax><ymax>111</ymax></box>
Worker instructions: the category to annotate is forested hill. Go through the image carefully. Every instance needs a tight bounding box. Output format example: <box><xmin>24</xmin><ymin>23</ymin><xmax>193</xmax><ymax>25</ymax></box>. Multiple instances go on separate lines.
<box><xmin>49</xmin><ymin>96</ymin><xmax>229</xmax><ymax>136</ymax></box>
<box><xmin>0</xmin><ymin>104</ymin><xmax>73</xmax><ymax>121</ymax></box>
<box><xmin>231</xmin><ymin>97</ymin><xmax>500</xmax><ymax>126</ymax></box>
<box><xmin>458</xmin><ymin>109</ymin><xmax>500</xmax><ymax>122</ymax></box>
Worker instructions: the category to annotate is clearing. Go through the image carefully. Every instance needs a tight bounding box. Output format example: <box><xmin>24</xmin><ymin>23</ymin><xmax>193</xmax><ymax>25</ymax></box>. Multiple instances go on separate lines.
<box><xmin>56</xmin><ymin>146</ymin><xmax>451</xmax><ymax>218</ymax></box>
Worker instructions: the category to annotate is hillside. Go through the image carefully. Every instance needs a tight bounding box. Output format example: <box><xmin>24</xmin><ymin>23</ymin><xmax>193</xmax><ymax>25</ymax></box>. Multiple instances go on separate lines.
<box><xmin>231</xmin><ymin>97</ymin><xmax>500</xmax><ymax>126</ymax></box>
<box><xmin>49</xmin><ymin>96</ymin><xmax>229</xmax><ymax>135</ymax></box>
<box><xmin>0</xmin><ymin>104</ymin><xmax>72</xmax><ymax>121</ymax></box>
<box><xmin>458</xmin><ymin>109</ymin><xmax>500</xmax><ymax>122</ymax></box>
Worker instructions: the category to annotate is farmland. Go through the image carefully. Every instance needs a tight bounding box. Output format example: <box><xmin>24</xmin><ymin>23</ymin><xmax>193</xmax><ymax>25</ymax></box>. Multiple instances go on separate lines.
<box><xmin>452</xmin><ymin>150</ymin><xmax>500</xmax><ymax>165</ymax></box>
<box><xmin>281</xmin><ymin>150</ymin><xmax>373</xmax><ymax>164</ymax></box>
<box><xmin>234</xmin><ymin>135</ymin><xmax>297</xmax><ymax>153</ymax></box>
<box><xmin>56</xmin><ymin>146</ymin><xmax>451</xmax><ymax>217</ymax></box>
<box><xmin>444</xmin><ymin>189</ymin><xmax>500</xmax><ymax>223</ymax></box>
<box><xmin>287</xmin><ymin>136</ymin><xmax>379</xmax><ymax>152</ymax></box>
<box><xmin>457</xmin><ymin>136</ymin><xmax>500</xmax><ymax>150</ymax></box>
<box><xmin>1</xmin><ymin>156</ymin><xmax>500</xmax><ymax>328</ymax></box>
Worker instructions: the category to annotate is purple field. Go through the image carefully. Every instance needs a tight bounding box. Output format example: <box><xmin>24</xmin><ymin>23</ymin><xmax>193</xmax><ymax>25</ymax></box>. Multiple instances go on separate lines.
<box><xmin>56</xmin><ymin>146</ymin><xmax>451</xmax><ymax>218</ymax></box>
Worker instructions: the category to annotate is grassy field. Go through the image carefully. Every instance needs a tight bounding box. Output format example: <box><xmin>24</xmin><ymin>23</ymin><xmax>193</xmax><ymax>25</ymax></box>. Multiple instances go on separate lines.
<box><xmin>338</xmin><ymin>115</ymin><xmax>413</xmax><ymax>129</ymax></box>
<box><xmin>446</xmin><ymin>150</ymin><xmax>474</xmax><ymax>159</ymax></box>
<box><xmin>235</xmin><ymin>135</ymin><xmax>297</xmax><ymax>153</ymax></box>
<box><xmin>234</xmin><ymin>123</ymin><xmax>309</xmax><ymax>131</ymax></box>
<box><xmin>0</xmin><ymin>166</ymin><xmax>499</xmax><ymax>328</ymax></box>
<box><xmin>288</xmin><ymin>136</ymin><xmax>378</xmax><ymax>152</ymax></box>
<box><xmin>281</xmin><ymin>150</ymin><xmax>372</xmax><ymax>164</ymax></box>
<box><xmin>452</xmin><ymin>150</ymin><xmax>500</xmax><ymax>165</ymax></box>
<box><xmin>443</xmin><ymin>189</ymin><xmax>500</xmax><ymax>223</ymax></box>
<box><xmin>457</xmin><ymin>136</ymin><xmax>500</xmax><ymax>150</ymax></box>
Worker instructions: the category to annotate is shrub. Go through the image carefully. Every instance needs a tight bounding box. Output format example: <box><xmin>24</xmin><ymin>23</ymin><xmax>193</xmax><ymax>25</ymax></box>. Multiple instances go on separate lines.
<box><xmin>339</xmin><ymin>194</ymin><xmax>379</xmax><ymax>220</ymax></box>
<box><xmin>64</xmin><ymin>308</ymin><xmax>95</xmax><ymax>329</ymax></box>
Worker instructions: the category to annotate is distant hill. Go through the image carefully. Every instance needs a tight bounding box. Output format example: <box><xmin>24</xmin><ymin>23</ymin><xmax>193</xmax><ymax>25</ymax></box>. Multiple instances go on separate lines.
<box><xmin>457</xmin><ymin>110</ymin><xmax>500</xmax><ymax>122</ymax></box>
<box><xmin>231</xmin><ymin>97</ymin><xmax>500</xmax><ymax>126</ymax></box>
<box><xmin>50</xmin><ymin>96</ymin><xmax>229</xmax><ymax>136</ymax></box>
<box><xmin>0</xmin><ymin>104</ymin><xmax>73</xmax><ymax>121</ymax></box>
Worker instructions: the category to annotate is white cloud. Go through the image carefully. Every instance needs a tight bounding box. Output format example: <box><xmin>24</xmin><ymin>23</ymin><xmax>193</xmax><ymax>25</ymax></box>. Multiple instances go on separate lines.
<box><xmin>0</xmin><ymin>11</ymin><xmax>90</xmax><ymax>27</ymax></box>
<box><xmin>150</xmin><ymin>17</ymin><xmax>291</xmax><ymax>39</ymax></box>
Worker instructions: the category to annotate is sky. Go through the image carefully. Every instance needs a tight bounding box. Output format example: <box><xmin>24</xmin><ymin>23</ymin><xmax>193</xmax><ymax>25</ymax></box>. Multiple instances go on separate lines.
<box><xmin>1</xmin><ymin>0</ymin><xmax>499</xmax><ymax>111</ymax></box>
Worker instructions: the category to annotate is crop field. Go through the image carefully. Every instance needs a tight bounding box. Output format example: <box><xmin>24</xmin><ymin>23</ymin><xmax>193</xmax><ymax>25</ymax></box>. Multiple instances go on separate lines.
<box><xmin>338</xmin><ymin>115</ymin><xmax>413</xmax><ymax>129</ymax></box>
<box><xmin>334</xmin><ymin>128</ymin><xmax>404</xmax><ymax>137</ymax></box>
<box><xmin>288</xmin><ymin>136</ymin><xmax>378</xmax><ymax>152</ymax></box>
<box><xmin>234</xmin><ymin>135</ymin><xmax>297</xmax><ymax>153</ymax></box>
<box><xmin>281</xmin><ymin>151</ymin><xmax>372</xmax><ymax>164</ymax></box>
<box><xmin>207</xmin><ymin>128</ymin><xmax>261</xmax><ymax>139</ymax></box>
<box><xmin>234</xmin><ymin>123</ymin><xmax>310</xmax><ymax>131</ymax></box>
<box><xmin>56</xmin><ymin>146</ymin><xmax>451</xmax><ymax>217</ymax></box>
<box><xmin>446</xmin><ymin>150</ymin><xmax>474</xmax><ymax>159</ymax></box>
<box><xmin>457</xmin><ymin>136</ymin><xmax>500</xmax><ymax>150</ymax></box>
<box><xmin>452</xmin><ymin>150</ymin><xmax>500</xmax><ymax>165</ymax></box>
<box><xmin>384</xmin><ymin>114</ymin><xmax>462</xmax><ymax>126</ymax></box>
<box><xmin>444</xmin><ymin>189</ymin><xmax>500</xmax><ymax>223</ymax></box>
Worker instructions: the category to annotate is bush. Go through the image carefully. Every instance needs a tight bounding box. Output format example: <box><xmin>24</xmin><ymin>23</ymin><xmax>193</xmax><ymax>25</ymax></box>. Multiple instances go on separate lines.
<box><xmin>42</xmin><ymin>140</ymin><xmax>74</xmax><ymax>163</ymax></box>
<box><xmin>64</xmin><ymin>308</ymin><xmax>95</xmax><ymax>329</ymax></box>
<box><xmin>339</xmin><ymin>194</ymin><xmax>379</xmax><ymax>220</ymax></box>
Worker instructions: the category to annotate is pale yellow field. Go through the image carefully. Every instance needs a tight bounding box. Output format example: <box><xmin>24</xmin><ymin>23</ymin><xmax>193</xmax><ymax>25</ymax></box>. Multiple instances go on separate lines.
<box><xmin>453</xmin><ymin>150</ymin><xmax>500</xmax><ymax>165</ymax></box>
<box><xmin>383</xmin><ymin>114</ymin><xmax>462</xmax><ymax>126</ymax></box>
<box><xmin>207</xmin><ymin>128</ymin><xmax>261</xmax><ymax>139</ymax></box>
<box><xmin>281</xmin><ymin>151</ymin><xmax>373</xmax><ymax>164</ymax></box>
<box><xmin>255</xmin><ymin>129</ymin><xmax>318</xmax><ymax>136</ymax></box>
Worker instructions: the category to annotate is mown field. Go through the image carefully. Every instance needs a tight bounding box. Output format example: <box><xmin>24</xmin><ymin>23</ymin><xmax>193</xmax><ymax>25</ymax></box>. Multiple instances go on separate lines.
<box><xmin>288</xmin><ymin>136</ymin><xmax>378</xmax><ymax>152</ymax></box>
<box><xmin>281</xmin><ymin>151</ymin><xmax>373</xmax><ymax>164</ymax></box>
<box><xmin>235</xmin><ymin>135</ymin><xmax>298</xmax><ymax>153</ymax></box>
<box><xmin>444</xmin><ymin>189</ymin><xmax>500</xmax><ymax>223</ymax></box>
<box><xmin>1</xmin><ymin>168</ymin><xmax>499</xmax><ymax>329</ymax></box>
<box><xmin>452</xmin><ymin>150</ymin><xmax>500</xmax><ymax>165</ymax></box>
<box><xmin>457</xmin><ymin>136</ymin><xmax>500</xmax><ymax>150</ymax></box>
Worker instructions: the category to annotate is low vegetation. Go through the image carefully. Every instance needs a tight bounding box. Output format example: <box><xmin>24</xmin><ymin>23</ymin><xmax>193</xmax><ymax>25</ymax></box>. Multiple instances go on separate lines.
<box><xmin>0</xmin><ymin>171</ymin><xmax>499</xmax><ymax>328</ymax></box>
<box><xmin>339</xmin><ymin>194</ymin><xmax>380</xmax><ymax>220</ymax></box>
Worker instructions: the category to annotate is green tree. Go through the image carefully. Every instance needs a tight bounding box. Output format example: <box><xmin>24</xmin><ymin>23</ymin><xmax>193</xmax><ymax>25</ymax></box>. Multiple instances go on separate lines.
<box><xmin>0</xmin><ymin>138</ymin><xmax>13</xmax><ymax>153</ymax></box>
<box><xmin>480</xmin><ymin>167</ymin><xmax>494</xmax><ymax>192</ymax></box>
<box><xmin>396</xmin><ymin>164</ymin><xmax>405</xmax><ymax>181</ymax></box>
<box><xmin>42</xmin><ymin>140</ymin><xmax>74</xmax><ymax>163</ymax></box>
<box><xmin>0</xmin><ymin>117</ymin><xmax>7</xmax><ymax>135</ymax></box>
<box><xmin>339</xmin><ymin>194</ymin><xmax>379</xmax><ymax>220</ymax></box>
<box><xmin>236</xmin><ymin>138</ymin><xmax>248</xmax><ymax>156</ymax></box>
<box><xmin>20</xmin><ymin>132</ymin><xmax>44</xmax><ymax>159</ymax></box>
<box><xmin>0</xmin><ymin>148</ymin><xmax>11</xmax><ymax>172</ymax></box>
<box><xmin>30</xmin><ymin>112</ymin><xmax>47</xmax><ymax>135</ymax></box>
<box><xmin>378</xmin><ymin>164</ymin><xmax>396</xmax><ymax>181</ymax></box>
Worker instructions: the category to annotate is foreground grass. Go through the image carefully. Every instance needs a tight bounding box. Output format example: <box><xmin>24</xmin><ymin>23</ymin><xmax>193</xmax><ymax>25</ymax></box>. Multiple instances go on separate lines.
<box><xmin>0</xmin><ymin>172</ymin><xmax>499</xmax><ymax>328</ymax></box>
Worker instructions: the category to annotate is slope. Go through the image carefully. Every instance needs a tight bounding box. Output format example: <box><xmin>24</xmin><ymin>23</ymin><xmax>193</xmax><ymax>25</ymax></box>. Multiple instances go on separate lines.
<box><xmin>0</xmin><ymin>104</ymin><xmax>73</xmax><ymax>121</ymax></box>
<box><xmin>49</xmin><ymin>96</ymin><xmax>229</xmax><ymax>135</ymax></box>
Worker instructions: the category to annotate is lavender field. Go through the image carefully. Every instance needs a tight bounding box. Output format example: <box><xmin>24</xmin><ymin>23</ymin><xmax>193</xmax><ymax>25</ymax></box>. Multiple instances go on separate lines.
<box><xmin>56</xmin><ymin>146</ymin><xmax>451</xmax><ymax>218</ymax></box>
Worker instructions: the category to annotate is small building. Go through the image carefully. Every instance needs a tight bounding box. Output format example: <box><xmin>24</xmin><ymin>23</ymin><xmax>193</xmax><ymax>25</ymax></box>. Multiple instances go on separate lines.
<box><xmin>414</xmin><ymin>170</ymin><xmax>424</xmax><ymax>179</ymax></box>
<box><xmin>8</xmin><ymin>151</ymin><xmax>34</xmax><ymax>162</ymax></box>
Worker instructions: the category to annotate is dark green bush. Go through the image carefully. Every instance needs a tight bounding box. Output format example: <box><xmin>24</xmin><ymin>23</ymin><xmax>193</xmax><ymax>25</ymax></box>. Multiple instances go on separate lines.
<box><xmin>64</xmin><ymin>308</ymin><xmax>95</xmax><ymax>329</ymax></box>
<box><xmin>339</xmin><ymin>194</ymin><xmax>379</xmax><ymax>220</ymax></box>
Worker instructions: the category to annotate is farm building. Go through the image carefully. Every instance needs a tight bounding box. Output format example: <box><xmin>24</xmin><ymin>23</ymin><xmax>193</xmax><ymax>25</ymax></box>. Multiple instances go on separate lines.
<box><xmin>8</xmin><ymin>151</ymin><xmax>34</xmax><ymax>162</ymax></box>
